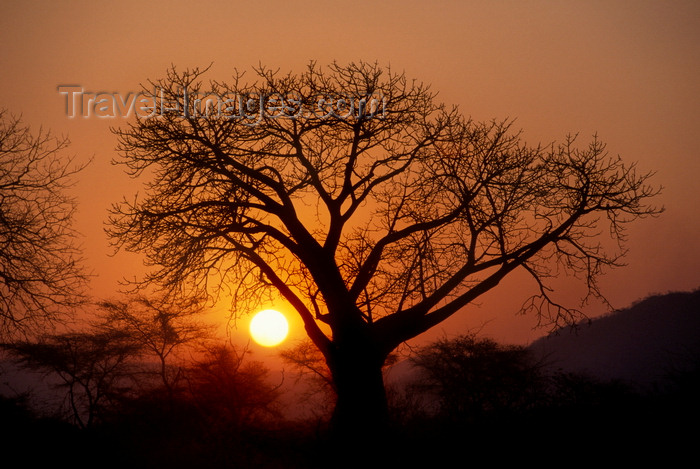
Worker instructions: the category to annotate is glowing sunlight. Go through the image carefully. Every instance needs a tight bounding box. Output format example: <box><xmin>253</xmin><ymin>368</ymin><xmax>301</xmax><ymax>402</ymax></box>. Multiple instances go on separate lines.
<box><xmin>249</xmin><ymin>309</ymin><xmax>289</xmax><ymax>347</ymax></box>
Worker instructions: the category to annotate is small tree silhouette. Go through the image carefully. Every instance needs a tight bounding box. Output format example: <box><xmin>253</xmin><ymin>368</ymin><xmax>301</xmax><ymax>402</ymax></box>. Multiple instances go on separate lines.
<box><xmin>279</xmin><ymin>339</ymin><xmax>336</xmax><ymax>420</ymax></box>
<box><xmin>96</xmin><ymin>294</ymin><xmax>213</xmax><ymax>399</ymax></box>
<box><xmin>184</xmin><ymin>342</ymin><xmax>282</xmax><ymax>433</ymax></box>
<box><xmin>3</xmin><ymin>330</ymin><xmax>140</xmax><ymax>428</ymax></box>
<box><xmin>410</xmin><ymin>334</ymin><xmax>545</xmax><ymax>421</ymax></box>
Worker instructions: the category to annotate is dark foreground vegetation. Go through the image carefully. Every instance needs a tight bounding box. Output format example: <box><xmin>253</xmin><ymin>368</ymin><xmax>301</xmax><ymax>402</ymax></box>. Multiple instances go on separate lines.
<box><xmin>2</xmin><ymin>329</ymin><xmax>697</xmax><ymax>469</ymax></box>
<box><xmin>0</xmin><ymin>60</ymin><xmax>666</xmax><ymax>466</ymax></box>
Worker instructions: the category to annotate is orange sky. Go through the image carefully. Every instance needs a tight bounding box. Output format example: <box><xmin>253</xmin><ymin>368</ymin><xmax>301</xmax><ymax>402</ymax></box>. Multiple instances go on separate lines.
<box><xmin>1</xmin><ymin>0</ymin><xmax>698</xmax><ymax>351</ymax></box>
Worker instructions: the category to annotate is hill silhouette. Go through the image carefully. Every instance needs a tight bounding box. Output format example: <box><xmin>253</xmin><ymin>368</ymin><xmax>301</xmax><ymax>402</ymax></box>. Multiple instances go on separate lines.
<box><xmin>528</xmin><ymin>288</ymin><xmax>700</xmax><ymax>390</ymax></box>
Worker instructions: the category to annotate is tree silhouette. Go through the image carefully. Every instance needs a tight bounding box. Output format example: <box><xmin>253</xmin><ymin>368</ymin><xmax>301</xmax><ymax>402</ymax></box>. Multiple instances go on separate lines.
<box><xmin>108</xmin><ymin>61</ymin><xmax>661</xmax><ymax>439</ymax></box>
<box><xmin>3</xmin><ymin>330</ymin><xmax>140</xmax><ymax>428</ymax></box>
<box><xmin>184</xmin><ymin>342</ymin><xmax>282</xmax><ymax>433</ymax></box>
<box><xmin>96</xmin><ymin>294</ymin><xmax>213</xmax><ymax>399</ymax></box>
<box><xmin>0</xmin><ymin>110</ymin><xmax>87</xmax><ymax>339</ymax></box>
<box><xmin>280</xmin><ymin>337</ymin><xmax>400</xmax><ymax>422</ymax></box>
<box><xmin>279</xmin><ymin>339</ymin><xmax>336</xmax><ymax>419</ymax></box>
<box><xmin>410</xmin><ymin>334</ymin><xmax>545</xmax><ymax>421</ymax></box>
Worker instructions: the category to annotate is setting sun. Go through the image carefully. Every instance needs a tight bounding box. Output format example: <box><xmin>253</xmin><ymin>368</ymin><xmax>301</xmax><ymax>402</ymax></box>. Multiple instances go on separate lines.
<box><xmin>249</xmin><ymin>309</ymin><xmax>289</xmax><ymax>347</ymax></box>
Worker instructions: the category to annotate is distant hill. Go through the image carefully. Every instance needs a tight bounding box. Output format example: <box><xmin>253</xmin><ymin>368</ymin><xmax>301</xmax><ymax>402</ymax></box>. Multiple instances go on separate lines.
<box><xmin>528</xmin><ymin>289</ymin><xmax>700</xmax><ymax>389</ymax></box>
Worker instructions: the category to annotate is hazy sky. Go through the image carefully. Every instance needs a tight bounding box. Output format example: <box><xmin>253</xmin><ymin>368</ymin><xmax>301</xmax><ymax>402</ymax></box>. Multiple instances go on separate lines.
<box><xmin>1</xmin><ymin>0</ymin><xmax>698</xmax><ymax>348</ymax></box>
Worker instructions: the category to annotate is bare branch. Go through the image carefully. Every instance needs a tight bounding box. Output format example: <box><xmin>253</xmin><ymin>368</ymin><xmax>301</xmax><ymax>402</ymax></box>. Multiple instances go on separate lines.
<box><xmin>0</xmin><ymin>110</ymin><xmax>89</xmax><ymax>339</ymax></box>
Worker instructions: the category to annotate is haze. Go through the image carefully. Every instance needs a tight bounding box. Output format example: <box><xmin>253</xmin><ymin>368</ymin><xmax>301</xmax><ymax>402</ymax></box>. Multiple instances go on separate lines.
<box><xmin>0</xmin><ymin>0</ymin><xmax>697</xmax><ymax>347</ymax></box>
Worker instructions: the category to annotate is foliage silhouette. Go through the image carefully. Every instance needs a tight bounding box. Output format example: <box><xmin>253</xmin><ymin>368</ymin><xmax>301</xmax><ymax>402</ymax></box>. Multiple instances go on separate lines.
<box><xmin>2</xmin><ymin>329</ymin><xmax>140</xmax><ymax>428</ymax></box>
<box><xmin>3</xmin><ymin>325</ymin><xmax>698</xmax><ymax>467</ymax></box>
<box><xmin>97</xmin><ymin>340</ymin><xmax>289</xmax><ymax>469</ymax></box>
<box><xmin>409</xmin><ymin>334</ymin><xmax>545</xmax><ymax>421</ymax></box>
<box><xmin>96</xmin><ymin>294</ymin><xmax>213</xmax><ymax>399</ymax></box>
<box><xmin>184</xmin><ymin>341</ymin><xmax>283</xmax><ymax>432</ymax></box>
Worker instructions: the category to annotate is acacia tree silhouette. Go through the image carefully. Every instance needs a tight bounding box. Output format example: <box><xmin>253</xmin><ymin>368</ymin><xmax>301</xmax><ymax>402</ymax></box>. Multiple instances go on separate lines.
<box><xmin>3</xmin><ymin>330</ymin><xmax>139</xmax><ymax>429</ymax></box>
<box><xmin>108</xmin><ymin>61</ymin><xmax>660</xmax><ymax>440</ymax></box>
<box><xmin>96</xmin><ymin>294</ymin><xmax>213</xmax><ymax>400</ymax></box>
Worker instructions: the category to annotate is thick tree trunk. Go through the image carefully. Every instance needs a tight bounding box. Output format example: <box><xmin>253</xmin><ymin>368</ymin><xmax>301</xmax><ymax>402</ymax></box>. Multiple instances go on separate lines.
<box><xmin>327</xmin><ymin>344</ymin><xmax>389</xmax><ymax>445</ymax></box>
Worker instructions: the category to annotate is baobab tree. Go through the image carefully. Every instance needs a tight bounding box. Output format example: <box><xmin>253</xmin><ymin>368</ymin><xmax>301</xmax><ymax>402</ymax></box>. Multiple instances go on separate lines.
<box><xmin>108</xmin><ymin>61</ymin><xmax>660</xmax><ymax>439</ymax></box>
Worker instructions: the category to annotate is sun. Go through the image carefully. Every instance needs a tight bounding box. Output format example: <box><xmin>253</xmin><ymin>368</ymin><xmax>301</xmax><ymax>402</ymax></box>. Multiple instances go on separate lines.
<box><xmin>249</xmin><ymin>309</ymin><xmax>289</xmax><ymax>347</ymax></box>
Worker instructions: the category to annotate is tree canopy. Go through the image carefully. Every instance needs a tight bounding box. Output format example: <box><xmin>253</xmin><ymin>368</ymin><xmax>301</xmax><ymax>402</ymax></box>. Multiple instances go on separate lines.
<box><xmin>108</xmin><ymin>61</ymin><xmax>660</xmax><ymax>434</ymax></box>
